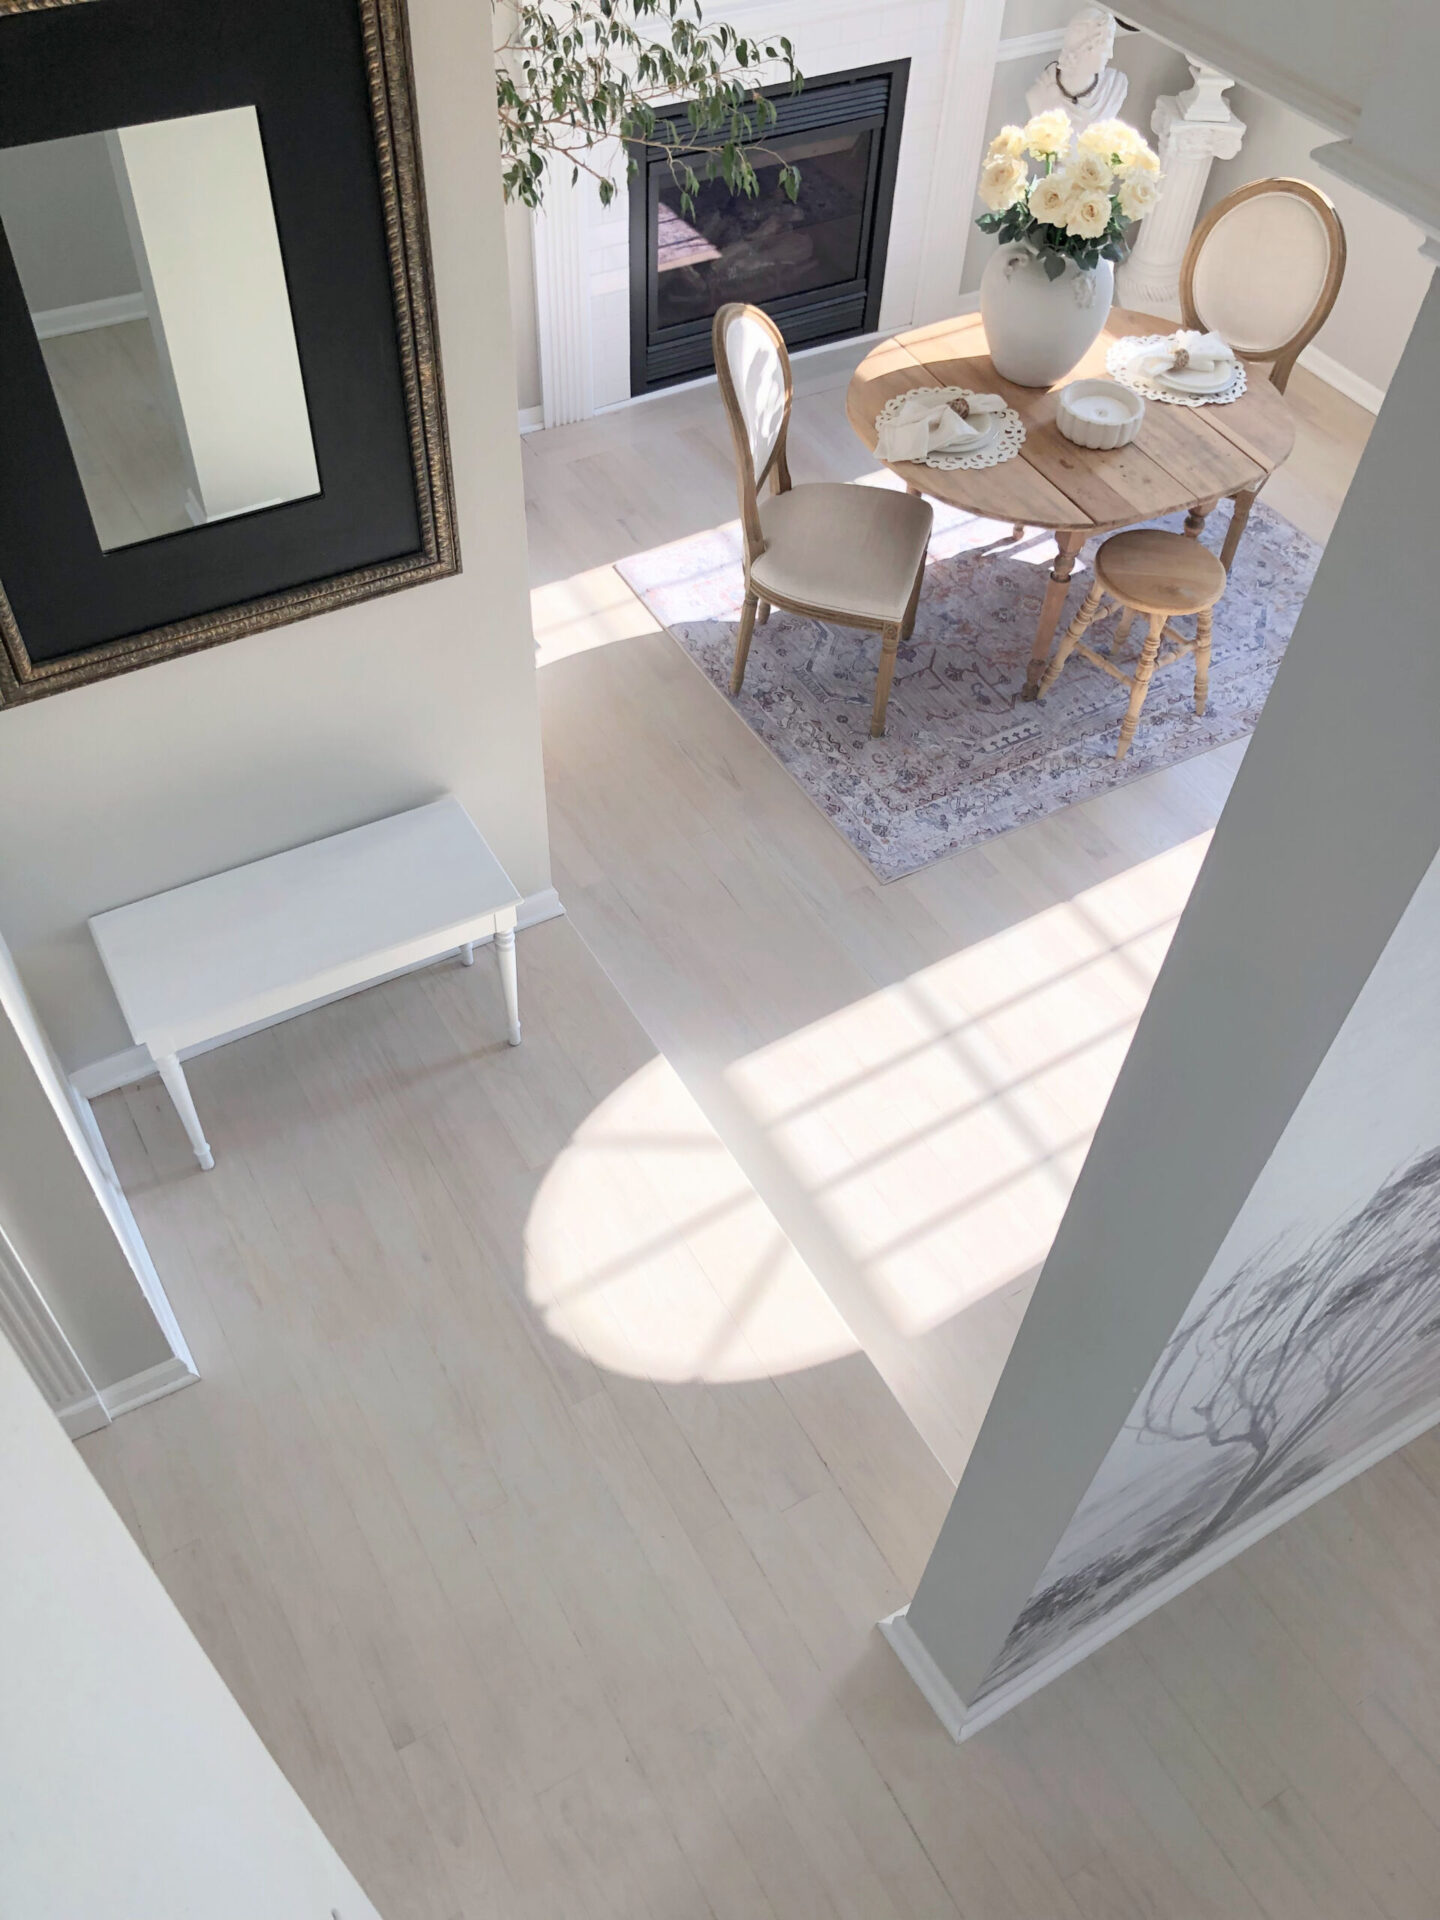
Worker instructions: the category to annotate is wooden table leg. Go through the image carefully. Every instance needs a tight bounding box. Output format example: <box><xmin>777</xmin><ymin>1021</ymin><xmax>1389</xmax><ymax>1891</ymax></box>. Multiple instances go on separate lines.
<box><xmin>1184</xmin><ymin>495</ymin><xmax>1219</xmax><ymax>539</ymax></box>
<box><xmin>1022</xmin><ymin>528</ymin><xmax>1087</xmax><ymax>700</ymax></box>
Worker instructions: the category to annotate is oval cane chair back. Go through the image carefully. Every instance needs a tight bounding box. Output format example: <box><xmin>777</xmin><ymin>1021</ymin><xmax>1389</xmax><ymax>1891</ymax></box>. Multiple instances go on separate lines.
<box><xmin>712</xmin><ymin>303</ymin><xmax>793</xmax><ymax>567</ymax></box>
<box><xmin>1181</xmin><ymin>178</ymin><xmax>1346</xmax><ymax>394</ymax></box>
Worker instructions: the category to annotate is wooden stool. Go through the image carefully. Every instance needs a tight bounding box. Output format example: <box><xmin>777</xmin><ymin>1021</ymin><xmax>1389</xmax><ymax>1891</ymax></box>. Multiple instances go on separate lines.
<box><xmin>1036</xmin><ymin>528</ymin><xmax>1227</xmax><ymax>759</ymax></box>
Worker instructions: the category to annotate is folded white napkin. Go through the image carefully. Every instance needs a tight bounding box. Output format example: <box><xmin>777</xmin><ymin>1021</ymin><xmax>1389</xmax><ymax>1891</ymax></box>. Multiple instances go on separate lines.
<box><xmin>876</xmin><ymin>389</ymin><xmax>1005</xmax><ymax>463</ymax></box>
<box><xmin>1137</xmin><ymin>330</ymin><xmax>1236</xmax><ymax>381</ymax></box>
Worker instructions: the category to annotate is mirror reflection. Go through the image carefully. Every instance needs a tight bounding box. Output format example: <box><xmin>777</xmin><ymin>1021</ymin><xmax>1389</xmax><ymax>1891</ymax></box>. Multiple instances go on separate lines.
<box><xmin>0</xmin><ymin>107</ymin><xmax>319</xmax><ymax>552</ymax></box>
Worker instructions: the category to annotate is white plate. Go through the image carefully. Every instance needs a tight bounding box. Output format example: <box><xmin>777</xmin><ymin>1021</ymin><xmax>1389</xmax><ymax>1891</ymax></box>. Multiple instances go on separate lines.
<box><xmin>1151</xmin><ymin>361</ymin><xmax>1236</xmax><ymax>396</ymax></box>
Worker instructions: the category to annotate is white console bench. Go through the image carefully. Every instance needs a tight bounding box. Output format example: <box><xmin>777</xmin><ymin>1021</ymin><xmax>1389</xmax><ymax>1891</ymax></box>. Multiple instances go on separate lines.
<box><xmin>89</xmin><ymin>797</ymin><xmax>523</xmax><ymax>1170</ymax></box>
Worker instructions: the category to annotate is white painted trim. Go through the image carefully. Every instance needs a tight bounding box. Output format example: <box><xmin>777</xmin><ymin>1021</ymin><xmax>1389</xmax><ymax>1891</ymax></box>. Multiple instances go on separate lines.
<box><xmin>886</xmin><ymin>1386</ymin><xmax>1440</xmax><ymax>1741</ymax></box>
<box><xmin>30</xmin><ymin>291</ymin><xmax>148</xmax><ymax>339</ymax></box>
<box><xmin>70</xmin><ymin>886</ymin><xmax>565</xmax><ymax>1098</ymax></box>
<box><xmin>914</xmin><ymin>0</ymin><xmax>1008</xmax><ymax>326</ymax></box>
<box><xmin>0</xmin><ymin>1221</ymin><xmax>101</xmax><ymax>1426</ymax></box>
<box><xmin>995</xmin><ymin>28</ymin><xmax>1066</xmax><ymax>65</ymax></box>
<box><xmin>1298</xmin><ymin>343</ymin><xmax>1386</xmax><ymax>414</ymax></box>
<box><xmin>533</xmin><ymin>165</ymin><xmax>595</xmax><ymax>428</ymax></box>
<box><xmin>879</xmin><ymin>1608</ymin><xmax>969</xmax><ymax>1741</ymax></box>
<box><xmin>518</xmin><ymin>404</ymin><xmax>545</xmax><ymax>435</ymax></box>
<box><xmin>57</xmin><ymin>1355</ymin><xmax>198</xmax><ymax>1439</ymax></box>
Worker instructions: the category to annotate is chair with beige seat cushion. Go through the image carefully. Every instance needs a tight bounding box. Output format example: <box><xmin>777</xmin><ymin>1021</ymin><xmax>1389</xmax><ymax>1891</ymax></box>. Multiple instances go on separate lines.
<box><xmin>1037</xmin><ymin>528</ymin><xmax>1226</xmax><ymax>759</ymax></box>
<box><xmin>1181</xmin><ymin>177</ymin><xmax>1346</xmax><ymax>570</ymax></box>
<box><xmin>713</xmin><ymin>302</ymin><xmax>933</xmax><ymax>738</ymax></box>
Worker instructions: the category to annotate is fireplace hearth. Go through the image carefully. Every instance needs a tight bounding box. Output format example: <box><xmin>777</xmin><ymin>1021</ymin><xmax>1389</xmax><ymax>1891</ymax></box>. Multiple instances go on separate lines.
<box><xmin>629</xmin><ymin>60</ymin><xmax>909</xmax><ymax>394</ymax></box>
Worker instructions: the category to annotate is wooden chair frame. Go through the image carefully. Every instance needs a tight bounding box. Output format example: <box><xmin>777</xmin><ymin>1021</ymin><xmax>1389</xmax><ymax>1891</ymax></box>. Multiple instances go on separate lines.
<box><xmin>1180</xmin><ymin>177</ymin><xmax>1346</xmax><ymax>570</ymax></box>
<box><xmin>712</xmin><ymin>302</ymin><xmax>925</xmax><ymax>737</ymax></box>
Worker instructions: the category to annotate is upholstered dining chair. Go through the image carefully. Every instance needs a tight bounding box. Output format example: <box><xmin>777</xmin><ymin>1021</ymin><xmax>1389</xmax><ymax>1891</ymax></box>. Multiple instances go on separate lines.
<box><xmin>1180</xmin><ymin>177</ymin><xmax>1346</xmax><ymax>570</ymax></box>
<box><xmin>713</xmin><ymin>302</ymin><xmax>933</xmax><ymax>738</ymax></box>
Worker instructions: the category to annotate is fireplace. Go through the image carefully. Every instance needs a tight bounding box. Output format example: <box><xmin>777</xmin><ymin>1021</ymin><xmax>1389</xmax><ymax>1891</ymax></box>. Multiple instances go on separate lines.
<box><xmin>629</xmin><ymin>60</ymin><xmax>909</xmax><ymax>394</ymax></box>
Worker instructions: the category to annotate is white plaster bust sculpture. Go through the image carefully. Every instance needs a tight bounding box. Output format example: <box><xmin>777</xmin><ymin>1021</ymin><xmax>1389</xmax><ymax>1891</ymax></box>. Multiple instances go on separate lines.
<box><xmin>1027</xmin><ymin>6</ymin><xmax>1129</xmax><ymax>131</ymax></box>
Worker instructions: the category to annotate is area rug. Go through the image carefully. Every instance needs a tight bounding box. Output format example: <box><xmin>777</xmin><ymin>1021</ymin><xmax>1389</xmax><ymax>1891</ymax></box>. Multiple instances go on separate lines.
<box><xmin>615</xmin><ymin>492</ymin><xmax>1321</xmax><ymax>881</ymax></box>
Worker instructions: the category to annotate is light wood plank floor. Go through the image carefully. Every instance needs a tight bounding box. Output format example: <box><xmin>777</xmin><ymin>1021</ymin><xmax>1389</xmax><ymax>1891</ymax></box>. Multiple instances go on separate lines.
<box><xmin>41</xmin><ymin>319</ymin><xmax>192</xmax><ymax>549</ymax></box>
<box><xmin>530</xmin><ymin>339</ymin><xmax>1375</xmax><ymax>1478</ymax></box>
<box><xmin>81</xmin><ymin>918</ymin><xmax>1440</xmax><ymax>1919</ymax></box>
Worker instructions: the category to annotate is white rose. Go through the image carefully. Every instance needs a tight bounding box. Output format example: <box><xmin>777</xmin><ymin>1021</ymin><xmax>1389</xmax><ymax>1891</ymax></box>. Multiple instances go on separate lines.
<box><xmin>979</xmin><ymin>153</ymin><xmax>1029</xmax><ymax>211</ymax></box>
<box><xmin>1118</xmin><ymin>170</ymin><xmax>1161</xmax><ymax>220</ymax></box>
<box><xmin>1079</xmin><ymin>119</ymin><xmax>1142</xmax><ymax>165</ymax></box>
<box><xmin>1066</xmin><ymin>149</ymin><xmax>1112</xmax><ymax>193</ymax></box>
<box><xmin>987</xmin><ymin>124</ymin><xmax>1026</xmax><ymax>161</ymax></box>
<box><xmin>1066</xmin><ymin>190</ymin><xmax>1113</xmax><ymax>240</ymax></box>
<box><xmin>1023</xmin><ymin>108</ymin><xmax>1072</xmax><ymax>159</ymax></box>
<box><xmin>1028</xmin><ymin>174</ymin><xmax>1076</xmax><ymax>228</ymax></box>
<box><xmin>1127</xmin><ymin>141</ymin><xmax>1161</xmax><ymax>176</ymax></box>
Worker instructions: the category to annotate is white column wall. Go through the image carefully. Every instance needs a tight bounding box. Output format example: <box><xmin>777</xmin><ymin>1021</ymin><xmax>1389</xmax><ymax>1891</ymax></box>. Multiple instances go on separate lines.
<box><xmin>895</xmin><ymin>264</ymin><xmax>1440</xmax><ymax>1730</ymax></box>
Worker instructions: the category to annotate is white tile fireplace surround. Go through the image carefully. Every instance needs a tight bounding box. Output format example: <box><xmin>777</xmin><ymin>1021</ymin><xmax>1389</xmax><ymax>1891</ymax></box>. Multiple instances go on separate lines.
<box><xmin>528</xmin><ymin>0</ymin><xmax>1022</xmax><ymax>427</ymax></box>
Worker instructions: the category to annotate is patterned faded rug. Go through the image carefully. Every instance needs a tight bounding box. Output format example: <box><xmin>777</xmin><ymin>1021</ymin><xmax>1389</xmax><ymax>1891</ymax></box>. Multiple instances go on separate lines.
<box><xmin>616</xmin><ymin>490</ymin><xmax>1320</xmax><ymax>881</ymax></box>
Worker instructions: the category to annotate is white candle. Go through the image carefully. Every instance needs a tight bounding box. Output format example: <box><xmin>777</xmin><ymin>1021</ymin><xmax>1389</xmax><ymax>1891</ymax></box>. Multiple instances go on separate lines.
<box><xmin>1069</xmin><ymin>392</ymin><xmax>1130</xmax><ymax>424</ymax></box>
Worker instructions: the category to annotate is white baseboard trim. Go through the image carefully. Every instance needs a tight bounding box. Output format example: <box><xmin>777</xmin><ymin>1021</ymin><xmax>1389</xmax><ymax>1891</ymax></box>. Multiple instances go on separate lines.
<box><xmin>32</xmin><ymin>292</ymin><xmax>148</xmax><ymax>339</ymax></box>
<box><xmin>70</xmin><ymin>885</ymin><xmax>566</xmax><ymax>1099</ymax></box>
<box><xmin>883</xmin><ymin>1385</ymin><xmax>1440</xmax><ymax>1741</ymax></box>
<box><xmin>518</xmin><ymin>404</ymin><xmax>545</xmax><ymax>435</ymax></box>
<box><xmin>57</xmin><ymin>1354</ymin><xmax>198</xmax><ymax>1438</ymax></box>
<box><xmin>879</xmin><ymin>1608</ymin><xmax>970</xmax><ymax>1742</ymax></box>
<box><xmin>1298</xmin><ymin>343</ymin><xmax>1385</xmax><ymax>414</ymax></box>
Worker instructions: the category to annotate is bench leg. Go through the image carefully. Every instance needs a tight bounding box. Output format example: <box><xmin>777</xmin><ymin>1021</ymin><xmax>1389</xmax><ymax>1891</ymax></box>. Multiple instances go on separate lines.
<box><xmin>495</xmin><ymin>927</ymin><xmax>521</xmax><ymax>1046</ymax></box>
<box><xmin>460</xmin><ymin>941</ymin><xmax>475</xmax><ymax>967</ymax></box>
<box><xmin>156</xmin><ymin>1052</ymin><xmax>214</xmax><ymax>1171</ymax></box>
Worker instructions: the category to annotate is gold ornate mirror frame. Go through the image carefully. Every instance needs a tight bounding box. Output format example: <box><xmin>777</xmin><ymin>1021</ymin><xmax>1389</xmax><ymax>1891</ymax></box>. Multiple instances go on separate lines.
<box><xmin>0</xmin><ymin>0</ymin><xmax>457</xmax><ymax>706</ymax></box>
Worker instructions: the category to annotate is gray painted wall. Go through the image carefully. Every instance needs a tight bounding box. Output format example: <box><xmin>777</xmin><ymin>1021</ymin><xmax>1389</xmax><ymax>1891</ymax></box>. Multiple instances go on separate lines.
<box><xmin>0</xmin><ymin>0</ymin><xmax>552</xmax><ymax>1072</ymax></box>
<box><xmin>906</xmin><ymin>267</ymin><xmax>1440</xmax><ymax>1708</ymax></box>
<box><xmin>0</xmin><ymin>130</ymin><xmax>141</xmax><ymax>315</ymax></box>
<box><xmin>976</xmin><ymin>845</ymin><xmax>1440</xmax><ymax>1696</ymax></box>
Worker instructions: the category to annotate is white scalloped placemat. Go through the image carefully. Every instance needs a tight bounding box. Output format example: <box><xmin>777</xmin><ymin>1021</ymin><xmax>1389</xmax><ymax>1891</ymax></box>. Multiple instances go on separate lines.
<box><xmin>1106</xmin><ymin>335</ymin><xmax>1248</xmax><ymax>407</ymax></box>
<box><xmin>875</xmin><ymin>387</ymin><xmax>1027</xmax><ymax>469</ymax></box>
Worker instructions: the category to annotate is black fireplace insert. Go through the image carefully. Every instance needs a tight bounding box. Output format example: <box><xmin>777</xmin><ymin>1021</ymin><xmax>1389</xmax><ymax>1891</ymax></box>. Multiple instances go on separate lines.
<box><xmin>629</xmin><ymin>59</ymin><xmax>909</xmax><ymax>394</ymax></box>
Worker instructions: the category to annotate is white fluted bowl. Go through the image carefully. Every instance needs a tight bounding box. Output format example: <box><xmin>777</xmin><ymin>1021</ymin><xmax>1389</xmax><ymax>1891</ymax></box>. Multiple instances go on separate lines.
<box><xmin>1056</xmin><ymin>377</ymin><xmax>1145</xmax><ymax>450</ymax></box>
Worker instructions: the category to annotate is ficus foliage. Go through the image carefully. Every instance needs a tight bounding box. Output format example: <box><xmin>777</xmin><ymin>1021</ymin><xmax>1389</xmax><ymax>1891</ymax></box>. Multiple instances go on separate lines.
<box><xmin>495</xmin><ymin>0</ymin><xmax>804</xmax><ymax>214</ymax></box>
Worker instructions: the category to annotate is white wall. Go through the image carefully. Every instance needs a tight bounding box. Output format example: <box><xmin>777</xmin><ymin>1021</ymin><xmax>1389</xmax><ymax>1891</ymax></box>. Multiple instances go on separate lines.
<box><xmin>1203</xmin><ymin>86</ymin><xmax>1433</xmax><ymax>400</ymax></box>
<box><xmin>111</xmin><ymin>109</ymin><xmax>320</xmax><ymax>521</ymax></box>
<box><xmin>0</xmin><ymin>131</ymin><xmax>140</xmax><ymax>315</ymax></box>
<box><xmin>0</xmin><ymin>1334</ymin><xmax>384</xmax><ymax>1920</ymax></box>
<box><xmin>0</xmin><ymin>0</ymin><xmax>552</xmax><ymax>1073</ymax></box>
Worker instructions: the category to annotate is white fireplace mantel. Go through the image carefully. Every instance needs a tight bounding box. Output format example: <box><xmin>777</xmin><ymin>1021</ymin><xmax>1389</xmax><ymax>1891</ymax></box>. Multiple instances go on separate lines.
<box><xmin>526</xmin><ymin>0</ymin><xmax>1019</xmax><ymax>427</ymax></box>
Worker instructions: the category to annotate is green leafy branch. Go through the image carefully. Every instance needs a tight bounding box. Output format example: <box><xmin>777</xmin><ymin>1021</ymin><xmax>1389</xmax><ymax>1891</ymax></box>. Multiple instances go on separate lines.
<box><xmin>494</xmin><ymin>0</ymin><xmax>804</xmax><ymax>214</ymax></box>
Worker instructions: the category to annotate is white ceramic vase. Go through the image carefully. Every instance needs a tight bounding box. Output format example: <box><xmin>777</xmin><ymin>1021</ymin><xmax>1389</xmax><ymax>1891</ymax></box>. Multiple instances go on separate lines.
<box><xmin>979</xmin><ymin>242</ymin><xmax>1115</xmax><ymax>389</ymax></box>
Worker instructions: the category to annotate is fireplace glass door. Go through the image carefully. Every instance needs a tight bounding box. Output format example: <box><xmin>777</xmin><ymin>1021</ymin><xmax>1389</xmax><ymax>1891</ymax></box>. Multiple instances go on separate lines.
<box><xmin>631</xmin><ymin>62</ymin><xmax>908</xmax><ymax>392</ymax></box>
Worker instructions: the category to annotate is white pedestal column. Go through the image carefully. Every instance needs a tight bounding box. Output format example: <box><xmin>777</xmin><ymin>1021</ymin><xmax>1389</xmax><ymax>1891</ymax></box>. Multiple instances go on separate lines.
<box><xmin>1117</xmin><ymin>66</ymin><xmax>1245</xmax><ymax>317</ymax></box>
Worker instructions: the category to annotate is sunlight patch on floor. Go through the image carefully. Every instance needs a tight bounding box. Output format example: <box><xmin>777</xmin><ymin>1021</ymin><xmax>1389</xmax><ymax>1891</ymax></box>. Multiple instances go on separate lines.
<box><xmin>726</xmin><ymin>835</ymin><xmax>1212</xmax><ymax>1339</ymax></box>
<box><xmin>525</xmin><ymin>1053</ymin><xmax>861</xmax><ymax>1382</ymax></box>
<box><xmin>532</xmin><ymin>564</ymin><xmax>662</xmax><ymax>667</ymax></box>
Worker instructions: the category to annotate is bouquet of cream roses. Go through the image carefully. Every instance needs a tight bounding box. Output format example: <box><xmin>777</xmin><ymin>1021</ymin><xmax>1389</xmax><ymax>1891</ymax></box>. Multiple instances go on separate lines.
<box><xmin>975</xmin><ymin>110</ymin><xmax>1161</xmax><ymax>278</ymax></box>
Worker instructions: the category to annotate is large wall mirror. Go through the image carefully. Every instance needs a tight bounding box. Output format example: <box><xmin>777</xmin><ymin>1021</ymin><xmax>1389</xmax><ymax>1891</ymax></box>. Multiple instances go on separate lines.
<box><xmin>0</xmin><ymin>0</ymin><xmax>456</xmax><ymax>706</ymax></box>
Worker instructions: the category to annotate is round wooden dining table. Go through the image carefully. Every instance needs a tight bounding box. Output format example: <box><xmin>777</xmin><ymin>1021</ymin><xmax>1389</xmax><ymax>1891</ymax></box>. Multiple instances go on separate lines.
<box><xmin>846</xmin><ymin>307</ymin><xmax>1296</xmax><ymax>698</ymax></box>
